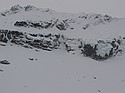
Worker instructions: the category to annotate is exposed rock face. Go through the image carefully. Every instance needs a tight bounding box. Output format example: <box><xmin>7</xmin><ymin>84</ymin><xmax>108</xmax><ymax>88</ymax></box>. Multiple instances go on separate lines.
<box><xmin>0</xmin><ymin>5</ymin><xmax>124</xmax><ymax>62</ymax></box>
<box><xmin>0</xmin><ymin>29</ymin><xmax>124</xmax><ymax>61</ymax></box>
<box><xmin>61</xmin><ymin>36</ymin><xmax>124</xmax><ymax>60</ymax></box>
<box><xmin>14</xmin><ymin>19</ymin><xmax>69</xmax><ymax>30</ymax></box>
<box><xmin>14</xmin><ymin>21</ymin><xmax>53</xmax><ymax>29</ymax></box>
<box><xmin>0</xmin><ymin>30</ymin><xmax>61</xmax><ymax>51</ymax></box>
<box><xmin>0</xmin><ymin>5</ymin><xmax>116</xmax><ymax>34</ymax></box>
<box><xmin>81</xmin><ymin>39</ymin><xmax>123</xmax><ymax>60</ymax></box>
<box><xmin>14</xmin><ymin>15</ymin><xmax>113</xmax><ymax>30</ymax></box>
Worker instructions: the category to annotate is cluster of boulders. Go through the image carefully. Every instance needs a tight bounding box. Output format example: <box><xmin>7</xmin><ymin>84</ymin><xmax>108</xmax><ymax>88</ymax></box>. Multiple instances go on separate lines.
<box><xmin>81</xmin><ymin>38</ymin><xmax>123</xmax><ymax>60</ymax></box>
<box><xmin>0</xmin><ymin>29</ymin><xmax>125</xmax><ymax>61</ymax></box>
<box><xmin>62</xmin><ymin>36</ymin><xmax>125</xmax><ymax>60</ymax></box>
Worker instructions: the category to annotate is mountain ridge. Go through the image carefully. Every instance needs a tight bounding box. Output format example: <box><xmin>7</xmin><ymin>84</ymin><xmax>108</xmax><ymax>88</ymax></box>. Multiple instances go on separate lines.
<box><xmin>0</xmin><ymin>5</ymin><xmax>124</xmax><ymax>61</ymax></box>
<box><xmin>0</xmin><ymin>5</ymin><xmax>119</xmax><ymax>32</ymax></box>
<box><xmin>1</xmin><ymin>5</ymin><xmax>125</xmax><ymax>93</ymax></box>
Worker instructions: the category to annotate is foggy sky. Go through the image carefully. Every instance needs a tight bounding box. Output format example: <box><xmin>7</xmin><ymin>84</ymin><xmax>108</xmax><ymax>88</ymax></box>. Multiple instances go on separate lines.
<box><xmin>0</xmin><ymin>0</ymin><xmax>124</xmax><ymax>17</ymax></box>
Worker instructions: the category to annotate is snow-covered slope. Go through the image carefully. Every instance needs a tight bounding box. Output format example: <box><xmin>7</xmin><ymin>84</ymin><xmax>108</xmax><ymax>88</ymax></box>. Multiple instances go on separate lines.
<box><xmin>0</xmin><ymin>5</ymin><xmax>125</xmax><ymax>93</ymax></box>
<box><xmin>0</xmin><ymin>5</ymin><xmax>124</xmax><ymax>60</ymax></box>
<box><xmin>1</xmin><ymin>42</ymin><xmax>125</xmax><ymax>93</ymax></box>
<box><xmin>0</xmin><ymin>5</ymin><xmax>117</xmax><ymax>31</ymax></box>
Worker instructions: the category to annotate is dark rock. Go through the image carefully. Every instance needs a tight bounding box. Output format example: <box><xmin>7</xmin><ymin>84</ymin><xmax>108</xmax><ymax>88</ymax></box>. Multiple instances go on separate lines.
<box><xmin>0</xmin><ymin>69</ymin><xmax>3</xmax><ymax>72</ymax></box>
<box><xmin>29</xmin><ymin>58</ymin><xmax>34</xmax><ymax>61</ymax></box>
<box><xmin>10</xmin><ymin>5</ymin><xmax>23</xmax><ymax>11</ymax></box>
<box><xmin>94</xmin><ymin>76</ymin><xmax>97</xmax><ymax>79</ymax></box>
<box><xmin>98</xmin><ymin>90</ymin><xmax>101</xmax><ymax>92</ymax></box>
<box><xmin>83</xmin><ymin>44</ymin><xmax>96</xmax><ymax>57</ymax></box>
<box><xmin>24</xmin><ymin>5</ymin><xmax>36</xmax><ymax>11</ymax></box>
<box><xmin>56</xmin><ymin>20</ymin><xmax>69</xmax><ymax>30</ymax></box>
<box><xmin>0</xmin><ymin>60</ymin><xmax>10</xmax><ymax>65</ymax></box>
<box><xmin>14</xmin><ymin>21</ymin><xmax>28</xmax><ymax>27</ymax></box>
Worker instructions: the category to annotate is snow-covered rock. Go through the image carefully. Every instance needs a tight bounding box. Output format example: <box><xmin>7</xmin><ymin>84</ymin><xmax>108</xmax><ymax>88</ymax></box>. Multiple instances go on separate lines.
<box><xmin>0</xmin><ymin>5</ymin><xmax>124</xmax><ymax>61</ymax></box>
<box><xmin>10</xmin><ymin>5</ymin><xmax>23</xmax><ymax>12</ymax></box>
<box><xmin>0</xmin><ymin>29</ymin><xmax>125</xmax><ymax>61</ymax></box>
<box><xmin>1</xmin><ymin>5</ymin><xmax>125</xmax><ymax>93</ymax></box>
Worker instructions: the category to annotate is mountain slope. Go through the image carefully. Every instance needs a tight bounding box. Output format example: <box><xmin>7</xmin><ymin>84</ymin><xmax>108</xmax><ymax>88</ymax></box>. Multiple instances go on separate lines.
<box><xmin>0</xmin><ymin>5</ymin><xmax>117</xmax><ymax>31</ymax></box>
<box><xmin>0</xmin><ymin>5</ymin><xmax>125</xmax><ymax>93</ymax></box>
<box><xmin>1</xmin><ymin>43</ymin><xmax>125</xmax><ymax>93</ymax></box>
<box><xmin>0</xmin><ymin>5</ymin><xmax>124</xmax><ymax>60</ymax></box>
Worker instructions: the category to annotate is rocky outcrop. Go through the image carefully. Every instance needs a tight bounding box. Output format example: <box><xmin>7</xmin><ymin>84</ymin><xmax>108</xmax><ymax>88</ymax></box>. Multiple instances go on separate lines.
<box><xmin>0</xmin><ymin>29</ymin><xmax>124</xmax><ymax>61</ymax></box>
<box><xmin>56</xmin><ymin>20</ymin><xmax>69</xmax><ymax>30</ymax></box>
<box><xmin>0</xmin><ymin>29</ymin><xmax>60</xmax><ymax>51</ymax></box>
<box><xmin>10</xmin><ymin>5</ymin><xmax>23</xmax><ymax>12</ymax></box>
<box><xmin>0</xmin><ymin>60</ymin><xmax>10</xmax><ymax>65</ymax></box>
<box><xmin>58</xmin><ymin>35</ymin><xmax>125</xmax><ymax>60</ymax></box>
<box><xmin>14</xmin><ymin>19</ymin><xmax>69</xmax><ymax>30</ymax></box>
<box><xmin>24</xmin><ymin>5</ymin><xmax>36</xmax><ymax>11</ymax></box>
<box><xmin>0</xmin><ymin>5</ymin><xmax>116</xmax><ymax>31</ymax></box>
<box><xmin>13</xmin><ymin>13</ymin><xmax>115</xmax><ymax>30</ymax></box>
<box><xmin>14</xmin><ymin>20</ymin><xmax>54</xmax><ymax>29</ymax></box>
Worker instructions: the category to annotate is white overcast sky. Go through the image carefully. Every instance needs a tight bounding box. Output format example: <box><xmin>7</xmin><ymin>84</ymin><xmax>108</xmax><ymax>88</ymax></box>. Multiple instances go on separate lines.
<box><xmin>0</xmin><ymin>0</ymin><xmax>124</xmax><ymax>17</ymax></box>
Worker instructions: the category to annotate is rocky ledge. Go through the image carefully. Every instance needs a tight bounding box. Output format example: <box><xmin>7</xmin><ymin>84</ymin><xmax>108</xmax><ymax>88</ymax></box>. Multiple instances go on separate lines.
<box><xmin>0</xmin><ymin>29</ymin><xmax>125</xmax><ymax>61</ymax></box>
